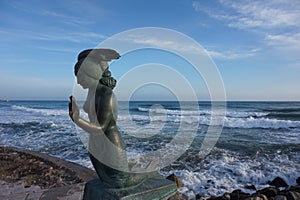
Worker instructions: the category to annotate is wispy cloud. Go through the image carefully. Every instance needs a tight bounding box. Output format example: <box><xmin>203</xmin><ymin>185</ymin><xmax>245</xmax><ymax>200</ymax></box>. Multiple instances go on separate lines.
<box><xmin>7</xmin><ymin>0</ymin><xmax>94</xmax><ymax>27</ymax></box>
<box><xmin>193</xmin><ymin>0</ymin><xmax>300</xmax><ymax>54</ymax></box>
<box><xmin>127</xmin><ymin>36</ymin><xmax>208</xmax><ymax>56</ymax></box>
<box><xmin>40</xmin><ymin>10</ymin><xmax>93</xmax><ymax>26</ymax></box>
<box><xmin>193</xmin><ymin>0</ymin><xmax>300</xmax><ymax>30</ymax></box>
<box><xmin>32</xmin><ymin>46</ymin><xmax>77</xmax><ymax>54</ymax></box>
<box><xmin>266</xmin><ymin>32</ymin><xmax>300</xmax><ymax>50</ymax></box>
<box><xmin>31</xmin><ymin>31</ymin><xmax>107</xmax><ymax>43</ymax></box>
<box><xmin>127</xmin><ymin>34</ymin><xmax>258</xmax><ymax>60</ymax></box>
<box><xmin>0</xmin><ymin>28</ymin><xmax>107</xmax><ymax>44</ymax></box>
<box><xmin>207</xmin><ymin>48</ymin><xmax>260</xmax><ymax>60</ymax></box>
<box><xmin>222</xmin><ymin>0</ymin><xmax>300</xmax><ymax>29</ymax></box>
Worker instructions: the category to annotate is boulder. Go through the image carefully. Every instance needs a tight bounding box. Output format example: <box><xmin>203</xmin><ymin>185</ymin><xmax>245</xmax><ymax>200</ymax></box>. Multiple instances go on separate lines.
<box><xmin>245</xmin><ymin>184</ymin><xmax>257</xmax><ymax>191</ymax></box>
<box><xmin>268</xmin><ymin>177</ymin><xmax>289</xmax><ymax>188</ymax></box>
<box><xmin>289</xmin><ymin>185</ymin><xmax>300</xmax><ymax>193</ymax></box>
<box><xmin>274</xmin><ymin>195</ymin><xmax>287</xmax><ymax>200</ymax></box>
<box><xmin>245</xmin><ymin>194</ymin><xmax>268</xmax><ymax>200</ymax></box>
<box><xmin>255</xmin><ymin>194</ymin><xmax>268</xmax><ymax>200</ymax></box>
<box><xmin>245</xmin><ymin>197</ymin><xmax>261</xmax><ymax>200</ymax></box>
<box><xmin>167</xmin><ymin>191</ymin><xmax>189</xmax><ymax>200</ymax></box>
<box><xmin>230</xmin><ymin>189</ymin><xmax>250</xmax><ymax>200</ymax></box>
<box><xmin>285</xmin><ymin>191</ymin><xmax>300</xmax><ymax>200</ymax></box>
<box><xmin>166</xmin><ymin>174</ymin><xmax>183</xmax><ymax>188</ymax></box>
<box><xmin>207</xmin><ymin>196</ymin><xmax>228</xmax><ymax>200</ymax></box>
<box><xmin>296</xmin><ymin>177</ymin><xmax>300</xmax><ymax>185</ymax></box>
<box><xmin>257</xmin><ymin>186</ymin><xmax>279</xmax><ymax>198</ymax></box>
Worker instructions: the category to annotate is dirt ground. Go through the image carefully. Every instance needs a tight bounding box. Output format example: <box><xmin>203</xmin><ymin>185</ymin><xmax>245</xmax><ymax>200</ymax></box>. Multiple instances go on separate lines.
<box><xmin>0</xmin><ymin>147</ymin><xmax>83</xmax><ymax>189</ymax></box>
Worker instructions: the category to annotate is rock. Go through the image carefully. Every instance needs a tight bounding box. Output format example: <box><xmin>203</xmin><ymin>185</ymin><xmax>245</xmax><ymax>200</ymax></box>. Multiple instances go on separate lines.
<box><xmin>196</xmin><ymin>193</ymin><xmax>205</xmax><ymax>200</ymax></box>
<box><xmin>268</xmin><ymin>177</ymin><xmax>289</xmax><ymax>188</ymax></box>
<box><xmin>256</xmin><ymin>194</ymin><xmax>268</xmax><ymax>200</ymax></box>
<box><xmin>245</xmin><ymin>184</ymin><xmax>257</xmax><ymax>191</ymax></box>
<box><xmin>296</xmin><ymin>177</ymin><xmax>300</xmax><ymax>185</ymax></box>
<box><xmin>168</xmin><ymin>191</ymin><xmax>189</xmax><ymax>200</ymax></box>
<box><xmin>206</xmin><ymin>193</ymin><xmax>230</xmax><ymax>200</ymax></box>
<box><xmin>245</xmin><ymin>197</ymin><xmax>259</xmax><ymax>200</ymax></box>
<box><xmin>285</xmin><ymin>191</ymin><xmax>300</xmax><ymax>200</ymax></box>
<box><xmin>245</xmin><ymin>197</ymin><xmax>263</xmax><ymax>200</ymax></box>
<box><xmin>257</xmin><ymin>186</ymin><xmax>279</xmax><ymax>198</ymax></box>
<box><xmin>22</xmin><ymin>180</ymin><xmax>32</xmax><ymax>188</ymax></box>
<box><xmin>230</xmin><ymin>189</ymin><xmax>251</xmax><ymax>200</ymax></box>
<box><xmin>274</xmin><ymin>195</ymin><xmax>287</xmax><ymax>200</ymax></box>
<box><xmin>245</xmin><ymin>194</ymin><xmax>268</xmax><ymax>200</ymax></box>
<box><xmin>207</xmin><ymin>193</ymin><xmax>230</xmax><ymax>200</ymax></box>
<box><xmin>290</xmin><ymin>185</ymin><xmax>300</xmax><ymax>193</ymax></box>
<box><xmin>207</xmin><ymin>196</ymin><xmax>228</xmax><ymax>200</ymax></box>
<box><xmin>223</xmin><ymin>192</ymin><xmax>231</xmax><ymax>200</ymax></box>
<box><xmin>166</xmin><ymin>174</ymin><xmax>183</xmax><ymax>188</ymax></box>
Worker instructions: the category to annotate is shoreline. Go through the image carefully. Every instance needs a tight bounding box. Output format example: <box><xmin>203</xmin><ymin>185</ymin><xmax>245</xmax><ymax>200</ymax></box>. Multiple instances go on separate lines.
<box><xmin>0</xmin><ymin>146</ymin><xmax>299</xmax><ymax>200</ymax></box>
<box><xmin>196</xmin><ymin>178</ymin><xmax>300</xmax><ymax>200</ymax></box>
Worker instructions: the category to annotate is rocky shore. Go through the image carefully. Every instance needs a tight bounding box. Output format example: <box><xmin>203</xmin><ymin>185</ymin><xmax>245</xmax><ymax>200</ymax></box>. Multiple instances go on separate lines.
<box><xmin>204</xmin><ymin>177</ymin><xmax>300</xmax><ymax>200</ymax></box>
<box><xmin>166</xmin><ymin>174</ymin><xmax>300</xmax><ymax>200</ymax></box>
<box><xmin>0</xmin><ymin>146</ymin><xmax>299</xmax><ymax>200</ymax></box>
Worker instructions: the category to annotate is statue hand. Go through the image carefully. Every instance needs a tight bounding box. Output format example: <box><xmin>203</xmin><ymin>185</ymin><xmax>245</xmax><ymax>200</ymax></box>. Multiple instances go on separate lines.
<box><xmin>69</xmin><ymin>96</ymin><xmax>80</xmax><ymax>122</ymax></box>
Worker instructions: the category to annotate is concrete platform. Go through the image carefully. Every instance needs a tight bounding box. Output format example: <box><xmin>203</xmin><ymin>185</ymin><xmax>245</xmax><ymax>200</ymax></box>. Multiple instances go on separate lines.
<box><xmin>83</xmin><ymin>177</ymin><xmax>177</xmax><ymax>200</ymax></box>
<box><xmin>0</xmin><ymin>181</ymin><xmax>85</xmax><ymax>200</ymax></box>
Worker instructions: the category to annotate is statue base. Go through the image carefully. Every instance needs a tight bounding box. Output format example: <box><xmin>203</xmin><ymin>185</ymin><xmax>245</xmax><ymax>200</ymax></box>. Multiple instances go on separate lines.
<box><xmin>83</xmin><ymin>176</ymin><xmax>177</xmax><ymax>200</ymax></box>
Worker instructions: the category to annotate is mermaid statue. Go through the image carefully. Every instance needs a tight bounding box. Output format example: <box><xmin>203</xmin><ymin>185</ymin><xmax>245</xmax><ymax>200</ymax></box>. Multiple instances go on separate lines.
<box><xmin>69</xmin><ymin>49</ymin><xmax>158</xmax><ymax>188</ymax></box>
<box><xmin>69</xmin><ymin>49</ymin><xmax>177</xmax><ymax>199</ymax></box>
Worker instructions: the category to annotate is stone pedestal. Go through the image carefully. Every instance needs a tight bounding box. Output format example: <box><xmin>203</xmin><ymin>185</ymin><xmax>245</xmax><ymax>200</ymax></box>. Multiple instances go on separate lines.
<box><xmin>83</xmin><ymin>176</ymin><xmax>177</xmax><ymax>200</ymax></box>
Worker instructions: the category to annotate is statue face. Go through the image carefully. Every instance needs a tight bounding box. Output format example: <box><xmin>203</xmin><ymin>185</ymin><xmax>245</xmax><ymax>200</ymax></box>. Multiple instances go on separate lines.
<box><xmin>77</xmin><ymin>70</ymin><xmax>98</xmax><ymax>89</ymax></box>
<box><xmin>79</xmin><ymin>59</ymin><xmax>103</xmax><ymax>79</ymax></box>
<box><xmin>99</xmin><ymin>61</ymin><xmax>108</xmax><ymax>73</ymax></box>
<box><xmin>76</xmin><ymin>58</ymin><xmax>108</xmax><ymax>89</ymax></box>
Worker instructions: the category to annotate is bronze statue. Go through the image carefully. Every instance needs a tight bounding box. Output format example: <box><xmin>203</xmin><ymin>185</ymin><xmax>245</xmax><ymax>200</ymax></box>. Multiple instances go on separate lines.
<box><xmin>69</xmin><ymin>49</ymin><xmax>155</xmax><ymax>188</ymax></box>
<box><xmin>69</xmin><ymin>49</ymin><xmax>177</xmax><ymax>199</ymax></box>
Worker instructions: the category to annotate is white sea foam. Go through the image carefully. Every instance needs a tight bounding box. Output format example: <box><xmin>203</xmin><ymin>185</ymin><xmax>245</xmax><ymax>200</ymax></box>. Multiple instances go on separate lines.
<box><xmin>118</xmin><ymin>113</ymin><xmax>300</xmax><ymax>129</ymax></box>
<box><xmin>138</xmin><ymin>107</ymin><xmax>202</xmax><ymax>116</ymax></box>
<box><xmin>226</xmin><ymin>111</ymin><xmax>269</xmax><ymax>118</ymax></box>
<box><xmin>224</xmin><ymin>116</ymin><xmax>300</xmax><ymax>129</ymax></box>
<box><xmin>165</xmin><ymin>150</ymin><xmax>300</xmax><ymax>199</ymax></box>
<box><xmin>138</xmin><ymin>107</ymin><xmax>269</xmax><ymax>118</ymax></box>
<box><xmin>12</xmin><ymin>105</ymin><xmax>66</xmax><ymax>116</ymax></box>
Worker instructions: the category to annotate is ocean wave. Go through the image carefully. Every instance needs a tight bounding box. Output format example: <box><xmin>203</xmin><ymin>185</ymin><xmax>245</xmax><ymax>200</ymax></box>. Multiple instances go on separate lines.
<box><xmin>266</xmin><ymin>113</ymin><xmax>300</xmax><ymax>120</ymax></box>
<box><xmin>137</xmin><ymin>107</ymin><xmax>268</xmax><ymax>118</ymax></box>
<box><xmin>263</xmin><ymin>107</ymin><xmax>300</xmax><ymax>113</ymax></box>
<box><xmin>118</xmin><ymin>113</ymin><xmax>300</xmax><ymax>129</ymax></box>
<box><xmin>137</xmin><ymin>107</ymin><xmax>202</xmax><ymax>116</ymax></box>
<box><xmin>224</xmin><ymin>116</ymin><xmax>300</xmax><ymax>129</ymax></box>
<box><xmin>226</xmin><ymin>111</ymin><xmax>268</xmax><ymax>118</ymax></box>
<box><xmin>0</xmin><ymin>121</ymin><xmax>60</xmax><ymax>131</ymax></box>
<box><xmin>12</xmin><ymin>105</ymin><xmax>66</xmax><ymax>116</ymax></box>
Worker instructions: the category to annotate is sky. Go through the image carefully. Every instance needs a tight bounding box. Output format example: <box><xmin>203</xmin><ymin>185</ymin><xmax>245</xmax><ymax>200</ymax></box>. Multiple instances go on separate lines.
<box><xmin>0</xmin><ymin>0</ymin><xmax>300</xmax><ymax>101</ymax></box>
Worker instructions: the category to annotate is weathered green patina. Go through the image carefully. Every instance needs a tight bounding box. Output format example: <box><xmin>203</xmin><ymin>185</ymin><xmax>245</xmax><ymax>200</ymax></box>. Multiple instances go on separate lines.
<box><xmin>69</xmin><ymin>49</ymin><xmax>177</xmax><ymax>199</ymax></box>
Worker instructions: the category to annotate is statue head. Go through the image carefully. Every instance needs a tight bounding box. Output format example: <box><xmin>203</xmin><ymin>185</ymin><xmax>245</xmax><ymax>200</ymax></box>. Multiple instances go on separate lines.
<box><xmin>74</xmin><ymin>49</ymin><xmax>120</xmax><ymax>89</ymax></box>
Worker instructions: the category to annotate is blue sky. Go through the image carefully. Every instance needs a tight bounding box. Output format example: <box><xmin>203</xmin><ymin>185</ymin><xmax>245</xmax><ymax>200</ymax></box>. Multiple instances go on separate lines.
<box><xmin>1</xmin><ymin>0</ymin><xmax>300</xmax><ymax>101</ymax></box>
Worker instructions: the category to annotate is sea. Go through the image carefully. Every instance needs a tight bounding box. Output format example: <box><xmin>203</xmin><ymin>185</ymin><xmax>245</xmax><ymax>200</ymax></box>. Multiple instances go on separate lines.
<box><xmin>0</xmin><ymin>100</ymin><xmax>299</xmax><ymax>198</ymax></box>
